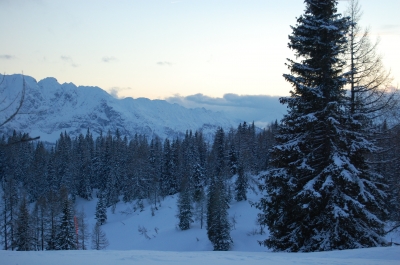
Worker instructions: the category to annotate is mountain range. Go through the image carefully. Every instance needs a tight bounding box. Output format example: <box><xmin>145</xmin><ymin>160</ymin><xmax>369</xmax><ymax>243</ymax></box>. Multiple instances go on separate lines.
<box><xmin>0</xmin><ymin>74</ymin><xmax>240</xmax><ymax>142</ymax></box>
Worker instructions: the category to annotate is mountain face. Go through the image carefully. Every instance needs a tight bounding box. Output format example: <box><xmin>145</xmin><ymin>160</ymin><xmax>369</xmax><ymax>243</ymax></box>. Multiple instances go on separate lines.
<box><xmin>0</xmin><ymin>74</ymin><xmax>238</xmax><ymax>142</ymax></box>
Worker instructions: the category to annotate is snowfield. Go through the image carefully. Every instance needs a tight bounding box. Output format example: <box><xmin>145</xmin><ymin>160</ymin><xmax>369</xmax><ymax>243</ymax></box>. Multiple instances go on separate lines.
<box><xmin>1</xmin><ymin>189</ymin><xmax>399</xmax><ymax>264</ymax></box>
<box><xmin>1</xmin><ymin>247</ymin><xmax>399</xmax><ymax>265</ymax></box>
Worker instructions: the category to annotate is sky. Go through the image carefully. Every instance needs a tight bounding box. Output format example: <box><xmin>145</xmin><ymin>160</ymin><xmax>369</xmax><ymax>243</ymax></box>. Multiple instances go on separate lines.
<box><xmin>0</xmin><ymin>0</ymin><xmax>399</xmax><ymax>103</ymax></box>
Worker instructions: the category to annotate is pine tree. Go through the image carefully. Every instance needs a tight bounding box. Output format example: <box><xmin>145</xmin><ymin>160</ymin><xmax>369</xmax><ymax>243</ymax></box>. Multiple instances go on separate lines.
<box><xmin>177</xmin><ymin>185</ymin><xmax>193</xmax><ymax>230</ymax></box>
<box><xmin>75</xmin><ymin>133</ymin><xmax>93</xmax><ymax>200</ymax></box>
<box><xmin>56</xmin><ymin>198</ymin><xmax>76</xmax><ymax>250</ymax></box>
<box><xmin>95</xmin><ymin>193</ymin><xmax>107</xmax><ymax>225</ymax></box>
<box><xmin>207</xmin><ymin>173</ymin><xmax>232</xmax><ymax>251</ymax></box>
<box><xmin>256</xmin><ymin>0</ymin><xmax>387</xmax><ymax>252</ymax></box>
<box><xmin>207</xmin><ymin>128</ymin><xmax>232</xmax><ymax>251</ymax></box>
<box><xmin>14</xmin><ymin>197</ymin><xmax>32</xmax><ymax>251</ymax></box>
<box><xmin>91</xmin><ymin>223</ymin><xmax>109</xmax><ymax>250</ymax></box>
<box><xmin>234</xmin><ymin>165</ymin><xmax>247</xmax><ymax>202</ymax></box>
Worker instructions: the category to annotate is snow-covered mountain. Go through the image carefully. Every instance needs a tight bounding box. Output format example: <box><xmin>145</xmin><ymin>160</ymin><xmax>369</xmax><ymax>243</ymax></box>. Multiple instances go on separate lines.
<box><xmin>0</xmin><ymin>74</ymin><xmax>239</xmax><ymax>142</ymax></box>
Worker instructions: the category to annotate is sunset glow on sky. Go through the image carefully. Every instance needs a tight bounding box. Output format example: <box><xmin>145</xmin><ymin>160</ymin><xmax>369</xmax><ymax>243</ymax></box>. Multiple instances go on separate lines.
<box><xmin>1</xmin><ymin>0</ymin><xmax>399</xmax><ymax>100</ymax></box>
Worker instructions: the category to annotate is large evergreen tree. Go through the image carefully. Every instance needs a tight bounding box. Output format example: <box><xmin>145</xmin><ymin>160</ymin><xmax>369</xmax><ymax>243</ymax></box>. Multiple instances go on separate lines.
<box><xmin>257</xmin><ymin>0</ymin><xmax>387</xmax><ymax>252</ymax></box>
<box><xmin>207</xmin><ymin>128</ymin><xmax>232</xmax><ymax>251</ymax></box>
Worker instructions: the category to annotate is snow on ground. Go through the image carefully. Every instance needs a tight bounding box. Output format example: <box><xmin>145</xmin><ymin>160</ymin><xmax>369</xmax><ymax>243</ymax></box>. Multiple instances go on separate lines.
<box><xmin>76</xmin><ymin>187</ymin><xmax>267</xmax><ymax>252</ymax></box>
<box><xmin>1</xmin><ymin>188</ymin><xmax>399</xmax><ymax>264</ymax></box>
<box><xmin>1</xmin><ymin>247</ymin><xmax>399</xmax><ymax>265</ymax></box>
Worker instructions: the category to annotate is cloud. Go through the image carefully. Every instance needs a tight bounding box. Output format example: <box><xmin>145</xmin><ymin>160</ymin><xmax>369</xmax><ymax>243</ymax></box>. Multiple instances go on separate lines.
<box><xmin>371</xmin><ymin>24</ymin><xmax>400</xmax><ymax>36</ymax></box>
<box><xmin>108</xmin><ymin>87</ymin><xmax>132</xmax><ymax>99</ymax></box>
<box><xmin>166</xmin><ymin>93</ymin><xmax>287</xmax><ymax>128</ymax></box>
<box><xmin>61</xmin><ymin>56</ymin><xmax>71</xmax><ymax>61</ymax></box>
<box><xmin>61</xmin><ymin>56</ymin><xmax>79</xmax><ymax>67</ymax></box>
<box><xmin>380</xmin><ymin>24</ymin><xmax>400</xmax><ymax>30</ymax></box>
<box><xmin>0</xmin><ymin>54</ymin><xmax>15</xmax><ymax>60</ymax></box>
<box><xmin>157</xmin><ymin>61</ymin><xmax>172</xmax><ymax>66</ymax></box>
<box><xmin>102</xmin><ymin>56</ymin><xmax>117</xmax><ymax>63</ymax></box>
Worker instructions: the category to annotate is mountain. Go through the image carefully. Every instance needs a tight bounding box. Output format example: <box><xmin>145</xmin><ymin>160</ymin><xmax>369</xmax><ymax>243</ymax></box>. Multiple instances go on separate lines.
<box><xmin>0</xmin><ymin>74</ymin><xmax>239</xmax><ymax>142</ymax></box>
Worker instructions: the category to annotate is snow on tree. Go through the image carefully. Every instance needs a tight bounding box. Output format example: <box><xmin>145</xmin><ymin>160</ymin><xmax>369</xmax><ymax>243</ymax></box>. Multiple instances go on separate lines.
<box><xmin>95</xmin><ymin>192</ymin><xmax>107</xmax><ymax>225</ymax></box>
<box><xmin>256</xmin><ymin>0</ymin><xmax>387</xmax><ymax>252</ymax></box>
<box><xmin>207</xmin><ymin>128</ymin><xmax>233</xmax><ymax>251</ymax></box>
<box><xmin>177</xmin><ymin>185</ymin><xmax>193</xmax><ymax>231</ymax></box>
<box><xmin>56</xmin><ymin>198</ymin><xmax>76</xmax><ymax>250</ymax></box>
<box><xmin>234</xmin><ymin>165</ymin><xmax>247</xmax><ymax>202</ymax></box>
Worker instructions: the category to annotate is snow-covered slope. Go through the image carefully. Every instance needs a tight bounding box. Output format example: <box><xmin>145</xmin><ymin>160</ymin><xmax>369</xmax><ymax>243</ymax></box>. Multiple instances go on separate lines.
<box><xmin>0</xmin><ymin>74</ymin><xmax>238</xmax><ymax>142</ymax></box>
<box><xmin>77</xmin><ymin>187</ymin><xmax>266</xmax><ymax>252</ymax></box>
<box><xmin>1</xmin><ymin>187</ymin><xmax>399</xmax><ymax>264</ymax></box>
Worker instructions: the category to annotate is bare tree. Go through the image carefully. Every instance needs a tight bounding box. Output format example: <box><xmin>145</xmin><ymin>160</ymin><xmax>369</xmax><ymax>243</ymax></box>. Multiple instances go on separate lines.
<box><xmin>76</xmin><ymin>207</ymin><xmax>90</xmax><ymax>250</ymax></box>
<box><xmin>91</xmin><ymin>223</ymin><xmax>109</xmax><ymax>250</ymax></box>
<box><xmin>0</xmin><ymin>74</ymin><xmax>39</xmax><ymax>143</ymax></box>
<box><xmin>344</xmin><ymin>0</ymin><xmax>398</xmax><ymax>119</ymax></box>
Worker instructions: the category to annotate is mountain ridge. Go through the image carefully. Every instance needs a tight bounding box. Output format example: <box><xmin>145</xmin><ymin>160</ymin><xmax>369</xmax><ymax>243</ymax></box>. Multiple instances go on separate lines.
<box><xmin>0</xmin><ymin>74</ymin><xmax>239</xmax><ymax>142</ymax></box>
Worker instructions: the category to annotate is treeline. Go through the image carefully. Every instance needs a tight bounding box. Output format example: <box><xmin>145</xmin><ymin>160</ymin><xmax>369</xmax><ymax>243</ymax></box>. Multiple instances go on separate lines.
<box><xmin>1</xmin><ymin>119</ymin><xmax>399</xmax><ymax>251</ymax></box>
<box><xmin>0</xmin><ymin>121</ymin><xmax>277</xmax><ymax>251</ymax></box>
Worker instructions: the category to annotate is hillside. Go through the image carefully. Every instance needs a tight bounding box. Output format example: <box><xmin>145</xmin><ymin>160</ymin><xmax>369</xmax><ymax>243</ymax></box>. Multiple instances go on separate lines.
<box><xmin>1</xmin><ymin>187</ymin><xmax>399</xmax><ymax>264</ymax></box>
<box><xmin>78</xmin><ymin>186</ymin><xmax>265</xmax><ymax>252</ymax></box>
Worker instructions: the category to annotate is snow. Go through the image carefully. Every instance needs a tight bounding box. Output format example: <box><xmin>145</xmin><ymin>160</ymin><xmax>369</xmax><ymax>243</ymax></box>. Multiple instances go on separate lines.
<box><xmin>1</xmin><ymin>246</ymin><xmax>399</xmax><ymax>265</ymax></box>
<box><xmin>2</xmin><ymin>188</ymin><xmax>399</xmax><ymax>264</ymax></box>
<box><xmin>0</xmin><ymin>74</ymin><xmax>239</xmax><ymax>142</ymax></box>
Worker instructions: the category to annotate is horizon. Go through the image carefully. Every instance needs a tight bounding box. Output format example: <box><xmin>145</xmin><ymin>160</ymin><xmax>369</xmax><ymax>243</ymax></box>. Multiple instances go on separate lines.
<box><xmin>0</xmin><ymin>0</ymin><xmax>399</xmax><ymax>100</ymax></box>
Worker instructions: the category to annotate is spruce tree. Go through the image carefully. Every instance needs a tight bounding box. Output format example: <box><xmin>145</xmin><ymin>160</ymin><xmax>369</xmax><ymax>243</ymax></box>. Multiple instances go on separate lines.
<box><xmin>56</xmin><ymin>198</ymin><xmax>76</xmax><ymax>250</ymax></box>
<box><xmin>15</xmin><ymin>197</ymin><xmax>32</xmax><ymax>251</ymax></box>
<box><xmin>207</xmin><ymin>128</ymin><xmax>232</xmax><ymax>251</ymax></box>
<box><xmin>177</xmin><ymin>185</ymin><xmax>193</xmax><ymax>230</ymax></box>
<box><xmin>257</xmin><ymin>0</ymin><xmax>387</xmax><ymax>252</ymax></box>
<box><xmin>95</xmin><ymin>193</ymin><xmax>107</xmax><ymax>225</ymax></box>
<box><xmin>234</xmin><ymin>165</ymin><xmax>247</xmax><ymax>202</ymax></box>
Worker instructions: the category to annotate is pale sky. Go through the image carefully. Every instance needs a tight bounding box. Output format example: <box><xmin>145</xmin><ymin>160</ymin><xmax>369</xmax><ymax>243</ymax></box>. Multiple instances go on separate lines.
<box><xmin>0</xmin><ymin>0</ymin><xmax>399</xmax><ymax>100</ymax></box>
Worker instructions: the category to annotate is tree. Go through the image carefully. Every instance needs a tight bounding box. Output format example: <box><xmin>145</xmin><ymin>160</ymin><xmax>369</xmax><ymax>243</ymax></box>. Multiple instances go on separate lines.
<box><xmin>32</xmin><ymin>196</ymin><xmax>47</xmax><ymax>251</ymax></box>
<box><xmin>45</xmin><ymin>190</ymin><xmax>60</xmax><ymax>250</ymax></box>
<box><xmin>257</xmin><ymin>0</ymin><xmax>387</xmax><ymax>252</ymax></box>
<box><xmin>91</xmin><ymin>223</ymin><xmax>109</xmax><ymax>250</ymax></box>
<box><xmin>95</xmin><ymin>193</ymin><xmax>107</xmax><ymax>225</ymax></box>
<box><xmin>0</xmin><ymin>174</ymin><xmax>19</xmax><ymax>250</ymax></box>
<box><xmin>0</xmin><ymin>75</ymin><xmax>39</xmax><ymax>142</ymax></box>
<box><xmin>14</xmin><ymin>197</ymin><xmax>32</xmax><ymax>251</ymax></box>
<box><xmin>207</xmin><ymin>128</ymin><xmax>232</xmax><ymax>251</ymax></box>
<box><xmin>344</xmin><ymin>0</ymin><xmax>399</xmax><ymax>234</ymax></box>
<box><xmin>344</xmin><ymin>0</ymin><xmax>397</xmax><ymax>118</ymax></box>
<box><xmin>234</xmin><ymin>165</ymin><xmax>247</xmax><ymax>202</ymax></box>
<box><xmin>177</xmin><ymin>185</ymin><xmax>193</xmax><ymax>230</ymax></box>
<box><xmin>56</xmin><ymin>198</ymin><xmax>76</xmax><ymax>250</ymax></box>
<box><xmin>76</xmin><ymin>207</ymin><xmax>90</xmax><ymax>250</ymax></box>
